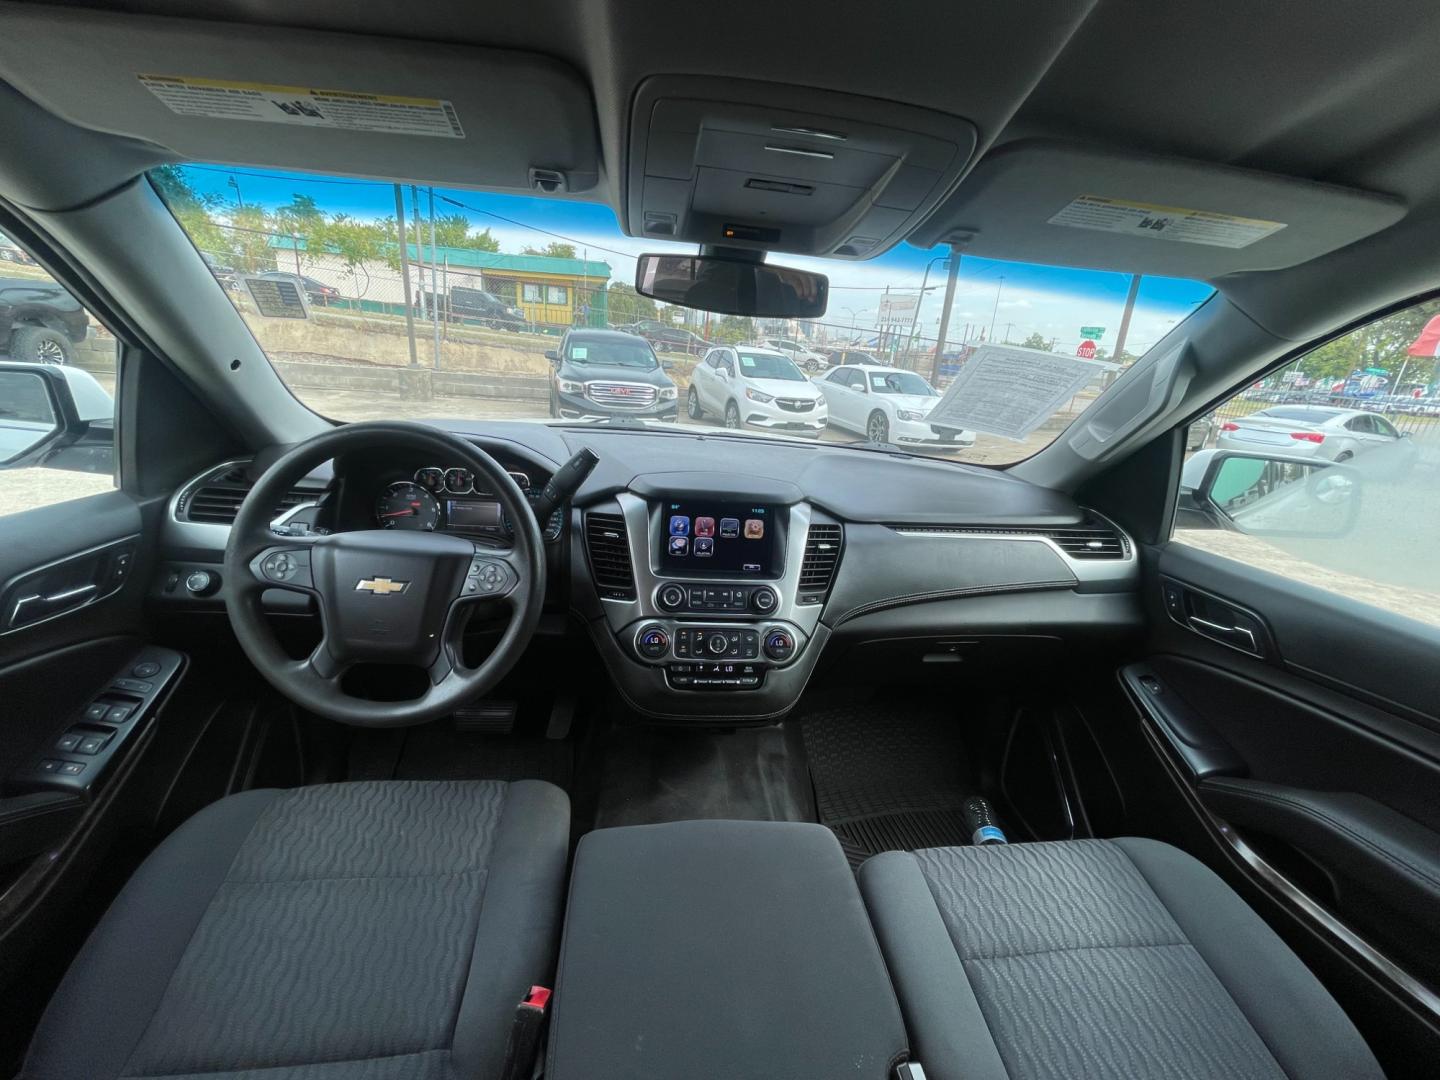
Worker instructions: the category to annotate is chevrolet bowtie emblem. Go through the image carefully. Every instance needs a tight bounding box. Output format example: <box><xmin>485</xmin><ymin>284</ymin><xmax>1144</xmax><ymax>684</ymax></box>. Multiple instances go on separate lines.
<box><xmin>355</xmin><ymin>576</ymin><xmax>410</xmax><ymax>595</ymax></box>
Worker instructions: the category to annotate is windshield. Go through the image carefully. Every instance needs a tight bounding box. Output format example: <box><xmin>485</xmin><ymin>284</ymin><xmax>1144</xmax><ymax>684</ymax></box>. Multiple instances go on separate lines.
<box><xmin>737</xmin><ymin>352</ymin><xmax>806</xmax><ymax>381</ymax></box>
<box><xmin>869</xmin><ymin>371</ymin><xmax>935</xmax><ymax>396</ymax></box>
<box><xmin>567</xmin><ymin>340</ymin><xmax>657</xmax><ymax>369</ymax></box>
<box><xmin>152</xmin><ymin>164</ymin><xmax>1213</xmax><ymax>464</ymax></box>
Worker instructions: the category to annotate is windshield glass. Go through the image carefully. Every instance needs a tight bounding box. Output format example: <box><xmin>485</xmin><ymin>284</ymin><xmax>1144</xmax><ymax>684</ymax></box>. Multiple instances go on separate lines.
<box><xmin>152</xmin><ymin>164</ymin><xmax>1214</xmax><ymax>464</ymax></box>
<box><xmin>567</xmin><ymin>340</ymin><xmax>656</xmax><ymax>369</ymax></box>
<box><xmin>737</xmin><ymin>351</ymin><xmax>806</xmax><ymax>381</ymax></box>
<box><xmin>869</xmin><ymin>370</ymin><xmax>935</xmax><ymax>396</ymax></box>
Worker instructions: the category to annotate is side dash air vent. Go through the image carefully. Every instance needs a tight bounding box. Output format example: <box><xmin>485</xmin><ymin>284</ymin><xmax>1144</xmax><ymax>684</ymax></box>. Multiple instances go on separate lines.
<box><xmin>177</xmin><ymin>468</ymin><xmax>312</xmax><ymax>525</ymax></box>
<box><xmin>798</xmin><ymin>523</ymin><xmax>843</xmax><ymax>602</ymax></box>
<box><xmin>1042</xmin><ymin>518</ymin><xmax>1128</xmax><ymax>560</ymax></box>
<box><xmin>585</xmin><ymin>512</ymin><xmax>636</xmax><ymax>600</ymax></box>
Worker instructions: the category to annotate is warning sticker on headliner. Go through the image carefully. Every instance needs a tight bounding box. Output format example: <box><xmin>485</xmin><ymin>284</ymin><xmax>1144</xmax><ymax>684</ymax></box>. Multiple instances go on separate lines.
<box><xmin>138</xmin><ymin>75</ymin><xmax>465</xmax><ymax>138</ymax></box>
<box><xmin>1048</xmin><ymin>195</ymin><xmax>1284</xmax><ymax>249</ymax></box>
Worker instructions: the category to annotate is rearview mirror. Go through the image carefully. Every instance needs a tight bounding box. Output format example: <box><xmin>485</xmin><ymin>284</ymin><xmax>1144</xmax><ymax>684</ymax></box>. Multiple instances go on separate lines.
<box><xmin>1183</xmin><ymin>450</ymin><xmax>1361</xmax><ymax>538</ymax></box>
<box><xmin>635</xmin><ymin>254</ymin><xmax>828</xmax><ymax>318</ymax></box>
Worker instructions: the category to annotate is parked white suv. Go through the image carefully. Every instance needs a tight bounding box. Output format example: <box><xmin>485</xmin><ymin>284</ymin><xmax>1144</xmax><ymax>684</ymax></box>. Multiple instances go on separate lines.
<box><xmin>816</xmin><ymin>364</ymin><xmax>975</xmax><ymax>446</ymax></box>
<box><xmin>688</xmin><ymin>346</ymin><xmax>828</xmax><ymax>436</ymax></box>
<box><xmin>758</xmin><ymin>337</ymin><xmax>827</xmax><ymax>371</ymax></box>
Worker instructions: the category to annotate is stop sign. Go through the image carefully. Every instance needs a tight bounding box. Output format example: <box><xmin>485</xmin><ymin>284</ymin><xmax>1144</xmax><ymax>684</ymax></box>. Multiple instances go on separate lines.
<box><xmin>1076</xmin><ymin>339</ymin><xmax>1097</xmax><ymax>359</ymax></box>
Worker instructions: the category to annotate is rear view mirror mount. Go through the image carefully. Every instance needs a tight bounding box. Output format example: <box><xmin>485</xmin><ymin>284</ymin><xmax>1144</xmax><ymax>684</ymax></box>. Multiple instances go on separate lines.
<box><xmin>634</xmin><ymin>252</ymin><xmax>828</xmax><ymax>318</ymax></box>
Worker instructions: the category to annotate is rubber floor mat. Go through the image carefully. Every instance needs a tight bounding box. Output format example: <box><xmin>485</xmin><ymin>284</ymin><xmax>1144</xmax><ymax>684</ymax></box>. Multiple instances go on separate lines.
<box><xmin>801</xmin><ymin>699</ymin><xmax>972</xmax><ymax>866</ymax></box>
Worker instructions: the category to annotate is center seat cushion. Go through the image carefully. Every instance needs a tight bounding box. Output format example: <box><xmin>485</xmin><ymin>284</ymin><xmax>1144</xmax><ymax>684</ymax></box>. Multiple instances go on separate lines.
<box><xmin>24</xmin><ymin>779</ymin><xmax>569</xmax><ymax>1080</ymax></box>
<box><xmin>546</xmin><ymin>819</ymin><xmax>909</xmax><ymax>1080</ymax></box>
<box><xmin>858</xmin><ymin>838</ymin><xmax>1383</xmax><ymax>1080</ymax></box>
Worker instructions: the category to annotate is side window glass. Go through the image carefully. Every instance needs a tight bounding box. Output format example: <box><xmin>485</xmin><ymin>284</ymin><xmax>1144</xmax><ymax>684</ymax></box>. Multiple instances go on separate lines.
<box><xmin>0</xmin><ymin>230</ymin><xmax>117</xmax><ymax>516</ymax></box>
<box><xmin>1175</xmin><ymin>297</ymin><xmax>1439</xmax><ymax>623</ymax></box>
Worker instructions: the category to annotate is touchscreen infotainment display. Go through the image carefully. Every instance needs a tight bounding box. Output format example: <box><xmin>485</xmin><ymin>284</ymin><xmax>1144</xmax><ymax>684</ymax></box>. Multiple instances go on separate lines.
<box><xmin>660</xmin><ymin>502</ymin><xmax>776</xmax><ymax>575</ymax></box>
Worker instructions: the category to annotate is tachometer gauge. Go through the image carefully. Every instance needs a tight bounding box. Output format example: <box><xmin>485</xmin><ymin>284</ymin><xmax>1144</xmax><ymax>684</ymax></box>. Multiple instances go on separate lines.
<box><xmin>414</xmin><ymin>466</ymin><xmax>445</xmax><ymax>494</ymax></box>
<box><xmin>375</xmin><ymin>481</ymin><xmax>440</xmax><ymax>531</ymax></box>
<box><xmin>443</xmin><ymin>467</ymin><xmax>473</xmax><ymax>494</ymax></box>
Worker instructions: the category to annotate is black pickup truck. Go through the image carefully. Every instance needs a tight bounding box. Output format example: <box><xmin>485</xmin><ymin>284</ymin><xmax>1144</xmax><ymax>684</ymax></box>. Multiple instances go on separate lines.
<box><xmin>1</xmin><ymin>275</ymin><xmax>89</xmax><ymax>364</ymax></box>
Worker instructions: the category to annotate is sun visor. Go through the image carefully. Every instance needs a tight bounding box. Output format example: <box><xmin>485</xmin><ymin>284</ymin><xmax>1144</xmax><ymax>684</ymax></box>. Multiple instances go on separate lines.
<box><xmin>627</xmin><ymin>76</ymin><xmax>977</xmax><ymax>260</ymax></box>
<box><xmin>911</xmin><ymin>140</ymin><xmax>1404</xmax><ymax>279</ymax></box>
<box><xmin>0</xmin><ymin>3</ymin><xmax>599</xmax><ymax>194</ymax></box>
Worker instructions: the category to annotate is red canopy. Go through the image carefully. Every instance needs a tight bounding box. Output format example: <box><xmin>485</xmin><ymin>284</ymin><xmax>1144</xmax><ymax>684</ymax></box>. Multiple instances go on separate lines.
<box><xmin>1407</xmin><ymin>313</ymin><xmax>1440</xmax><ymax>356</ymax></box>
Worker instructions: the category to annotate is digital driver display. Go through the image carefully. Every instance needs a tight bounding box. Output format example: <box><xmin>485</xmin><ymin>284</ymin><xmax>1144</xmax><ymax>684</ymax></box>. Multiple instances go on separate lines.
<box><xmin>660</xmin><ymin>502</ymin><xmax>775</xmax><ymax>575</ymax></box>
<box><xmin>446</xmin><ymin>499</ymin><xmax>503</xmax><ymax>531</ymax></box>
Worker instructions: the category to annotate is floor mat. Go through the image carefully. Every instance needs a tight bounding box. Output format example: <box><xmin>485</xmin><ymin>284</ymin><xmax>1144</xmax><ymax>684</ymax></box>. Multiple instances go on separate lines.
<box><xmin>801</xmin><ymin>698</ymin><xmax>972</xmax><ymax>865</ymax></box>
<box><xmin>348</xmin><ymin>722</ymin><xmax>573</xmax><ymax>788</ymax></box>
<box><xmin>591</xmin><ymin>723</ymin><xmax>815</xmax><ymax>829</ymax></box>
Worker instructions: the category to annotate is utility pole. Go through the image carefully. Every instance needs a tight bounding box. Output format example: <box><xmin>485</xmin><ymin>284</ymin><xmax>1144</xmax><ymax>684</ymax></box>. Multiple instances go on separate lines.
<box><xmin>427</xmin><ymin>187</ymin><xmax>441</xmax><ymax>370</ymax></box>
<box><xmin>879</xmin><ymin>286</ymin><xmax>890</xmax><ymax>356</ymax></box>
<box><xmin>930</xmin><ymin>246</ymin><xmax>961</xmax><ymax>384</ymax></box>
<box><xmin>393</xmin><ymin>184</ymin><xmax>419</xmax><ymax>368</ymax></box>
<box><xmin>1004</xmin><ymin>322</ymin><xmax>1014</xmax><ymax>344</ymax></box>
<box><xmin>907</xmin><ymin>255</ymin><xmax>946</xmax><ymax>355</ymax></box>
<box><xmin>989</xmin><ymin>275</ymin><xmax>1005</xmax><ymax>345</ymax></box>
<box><xmin>1111</xmin><ymin>273</ymin><xmax>1142</xmax><ymax>366</ymax></box>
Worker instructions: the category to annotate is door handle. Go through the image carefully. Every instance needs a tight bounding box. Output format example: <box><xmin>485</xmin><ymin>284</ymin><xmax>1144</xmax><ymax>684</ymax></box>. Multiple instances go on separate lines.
<box><xmin>1188</xmin><ymin>615</ymin><xmax>1258</xmax><ymax>654</ymax></box>
<box><xmin>9</xmin><ymin>583</ymin><xmax>97</xmax><ymax>628</ymax></box>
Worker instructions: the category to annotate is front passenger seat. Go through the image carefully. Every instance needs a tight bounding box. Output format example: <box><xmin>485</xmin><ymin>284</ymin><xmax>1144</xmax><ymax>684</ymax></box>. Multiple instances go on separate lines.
<box><xmin>25</xmin><ymin>779</ymin><xmax>569</xmax><ymax>1080</ymax></box>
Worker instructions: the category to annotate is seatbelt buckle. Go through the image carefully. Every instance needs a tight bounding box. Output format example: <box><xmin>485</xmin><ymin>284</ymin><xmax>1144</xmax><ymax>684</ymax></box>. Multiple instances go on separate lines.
<box><xmin>895</xmin><ymin>1062</ymin><xmax>929</xmax><ymax>1080</ymax></box>
<box><xmin>499</xmin><ymin>985</ymin><xmax>552</xmax><ymax>1080</ymax></box>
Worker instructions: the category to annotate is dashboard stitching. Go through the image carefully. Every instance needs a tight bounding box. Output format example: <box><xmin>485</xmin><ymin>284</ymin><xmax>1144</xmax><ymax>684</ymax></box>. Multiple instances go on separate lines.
<box><xmin>832</xmin><ymin>578</ymin><xmax>1078</xmax><ymax>626</ymax></box>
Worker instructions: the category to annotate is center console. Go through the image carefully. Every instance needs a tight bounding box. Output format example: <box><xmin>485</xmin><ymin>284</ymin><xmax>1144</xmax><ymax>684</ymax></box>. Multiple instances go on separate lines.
<box><xmin>578</xmin><ymin>477</ymin><xmax>841</xmax><ymax>722</ymax></box>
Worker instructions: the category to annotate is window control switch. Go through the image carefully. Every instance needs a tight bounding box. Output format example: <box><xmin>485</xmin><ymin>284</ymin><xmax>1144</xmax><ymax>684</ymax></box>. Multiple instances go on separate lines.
<box><xmin>55</xmin><ymin>731</ymin><xmax>83</xmax><ymax>752</ymax></box>
<box><xmin>84</xmin><ymin>702</ymin><xmax>110</xmax><ymax>722</ymax></box>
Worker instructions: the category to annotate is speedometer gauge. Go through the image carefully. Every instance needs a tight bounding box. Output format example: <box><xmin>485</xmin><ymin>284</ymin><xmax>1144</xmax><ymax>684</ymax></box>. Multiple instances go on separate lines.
<box><xmin>375</xmin><ymin>482</ymin><xmax>440</xmax><ymax>531</ymax></box>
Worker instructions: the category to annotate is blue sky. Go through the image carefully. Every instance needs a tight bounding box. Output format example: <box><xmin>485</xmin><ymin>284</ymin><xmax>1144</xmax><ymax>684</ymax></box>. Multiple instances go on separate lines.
<box><xmin>178</xmin><ymin>164</ymin><xmax>1213</xmax><ymax>352</ymax></box>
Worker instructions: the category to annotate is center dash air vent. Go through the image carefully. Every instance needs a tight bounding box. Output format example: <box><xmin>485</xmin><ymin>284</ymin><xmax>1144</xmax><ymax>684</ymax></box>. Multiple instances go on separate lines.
<box><xmin>585</xmin><ymin>512</ymin><xmax>635</xmax><ymax>600</ymax></box>
<box><xmin>798</xmin><ymin>523</ymin><xmax>843</xmax><ymax>600</ymax></box>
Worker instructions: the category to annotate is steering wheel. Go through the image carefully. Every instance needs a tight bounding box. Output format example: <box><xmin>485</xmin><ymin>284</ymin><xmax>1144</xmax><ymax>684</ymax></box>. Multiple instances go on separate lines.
<box><xmin>223</xmin><ymin>422</ymin><xmax>546</xmax><ymax>727</ymax></box>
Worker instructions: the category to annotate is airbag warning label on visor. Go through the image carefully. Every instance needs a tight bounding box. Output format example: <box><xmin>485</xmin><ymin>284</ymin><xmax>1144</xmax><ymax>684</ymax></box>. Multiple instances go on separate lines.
<box><xmin>1048</xmin><ymin>195</ymin><xmax>1284</xmax><ymax>248</ymax></box>
<box><xmin>138</xmin><ymin>75</ymin><xmax>465</xmax><ymax>139</ymax></box>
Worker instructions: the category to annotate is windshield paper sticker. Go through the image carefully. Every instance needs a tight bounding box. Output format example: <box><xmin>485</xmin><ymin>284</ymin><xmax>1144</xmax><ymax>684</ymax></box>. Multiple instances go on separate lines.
<box><xmin>1048</xmin><ymin>195</ymin><xmax>1284</xmax><ymax>249</ymax></box>
<box><xmin>138</xmin><ymin>75</ymin><xmax>465</xmax><ymax>138</ymax></box>
<box><xmin>928</xmin><ymin>345</ymin><xmax>1111</xmax><ymax>441</ymax></box>
<box><xmin>242</xmin><ymin>275</ymin><xmax>309</xmax><ymax>319</ymax></box>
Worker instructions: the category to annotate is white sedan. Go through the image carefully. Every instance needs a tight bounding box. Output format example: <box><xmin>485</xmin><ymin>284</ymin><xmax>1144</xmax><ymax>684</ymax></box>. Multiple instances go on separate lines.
<box><xmin>815</xmin><ymin>364</ymin><xmax>974</xmax><ymax>446</ymax></box>
<box><xmin>1217</xmin><ymin>405</ymin><xmax>1417</xmax><ymax>468</ymax></box>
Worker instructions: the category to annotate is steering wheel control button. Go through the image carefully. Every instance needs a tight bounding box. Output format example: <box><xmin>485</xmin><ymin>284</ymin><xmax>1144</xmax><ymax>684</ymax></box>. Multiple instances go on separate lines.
<box><xmin>763</xmin><ymin>628</ymin><xmax>797</xmax><ymax>662</ymax></box>
<box><xmin>637</xmin><ymin>626</ymin><xmax>670</xmax><ymax>659</ymax></box>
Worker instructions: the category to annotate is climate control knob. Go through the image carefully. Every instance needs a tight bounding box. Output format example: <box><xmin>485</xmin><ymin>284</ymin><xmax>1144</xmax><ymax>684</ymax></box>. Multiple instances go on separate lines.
<box><xmin>749</xmin><ymin>586</ymin><xmax>778</xmax><ymax>614</ymax></box>
<box><xmin>763</xmin><ymin>628</ymin><xmax>796</xmax><ymax>662</ymax></box>
<box><xmin>707</xmin><ymin>632</ymin><xmax>730</xmax><ymax>656</ymax></box>
<box><xmin>637</xmin><ymin>625</ymin><xmax>670</xmax><ymax>659</ymax></box>
<box><xmin>658</xmin><ymin>584</ymin><xmax>687</xmax><ymax>611</ymax></box>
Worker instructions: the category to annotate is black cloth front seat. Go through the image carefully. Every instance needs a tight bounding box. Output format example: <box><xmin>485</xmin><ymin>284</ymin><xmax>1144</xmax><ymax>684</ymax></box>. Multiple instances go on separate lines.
<box><xmin>24</xmin><ymin>779</ymin><xmax>569</xmax><ymax>1080</ymax></box>
<box><xmin>859</xmin><ymin>838</ymin><xmax>1383</xmax><ymax>1080</ymax></box>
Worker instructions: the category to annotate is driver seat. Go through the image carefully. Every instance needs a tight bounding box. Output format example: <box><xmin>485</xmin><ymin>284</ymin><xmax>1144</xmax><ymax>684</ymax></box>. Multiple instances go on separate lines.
<box><xmin>23</xmin><ymin>779</ymin><xmax>569</xmax><ymax>1080</ymax></box>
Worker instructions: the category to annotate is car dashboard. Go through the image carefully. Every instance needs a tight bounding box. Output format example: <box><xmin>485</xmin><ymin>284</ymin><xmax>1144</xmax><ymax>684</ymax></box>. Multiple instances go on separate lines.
<box><xmin>160</xmin><ymin>422</ymin><xmax>1142</xmax><ymax>721</ymax></box>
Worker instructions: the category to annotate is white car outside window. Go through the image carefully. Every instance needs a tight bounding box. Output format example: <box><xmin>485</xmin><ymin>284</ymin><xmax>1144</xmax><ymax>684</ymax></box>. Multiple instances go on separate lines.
<box><xmin>688</xmin><ymin>347</ymin><xmax>827</xmax><ymax>437</ymax></box>
<box><xmin>815</xmin><ymin>365</ymin><xmax>974</xmax><ymax>447</ymax></box>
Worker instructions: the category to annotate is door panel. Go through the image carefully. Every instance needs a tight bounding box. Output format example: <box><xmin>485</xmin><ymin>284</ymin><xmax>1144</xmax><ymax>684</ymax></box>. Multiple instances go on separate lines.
<box><xmin>1134</xmin><ymin>539</ymin><xmax>1440</xmax><ymax>1020</ymax></box>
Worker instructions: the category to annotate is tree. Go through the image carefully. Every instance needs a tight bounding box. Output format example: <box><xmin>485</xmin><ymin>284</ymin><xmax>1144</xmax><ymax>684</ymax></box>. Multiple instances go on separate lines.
<box><xmin>430</xmin><ymin>215</ymin><xmax>500</xmax><ymax>252</ymax></box>
<box><xmin>606</xmin><ymin>281</ymin><xmax>657</xmax><ymax>325</ymax></box>
<box><xmin>1021</xmin><ymin>332</ymin><xmax>1050</xmax><ymax>350</ymax></box>
<box><xmin>522</xmin><ymin>242</ymin><xmax>577</xmax><ymax>260</ymax></box>
<box><xmin>712</xmin><ymin>315</ymin><xmax>756</xmax><ymax>345</ymax></box>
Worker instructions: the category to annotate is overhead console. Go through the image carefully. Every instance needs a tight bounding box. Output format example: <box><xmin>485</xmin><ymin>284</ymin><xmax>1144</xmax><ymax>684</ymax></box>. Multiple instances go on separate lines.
<box><xmin>625</xmin><ymin>76</ymin><xmax>977</xmax><ymax>259</ymax></box>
